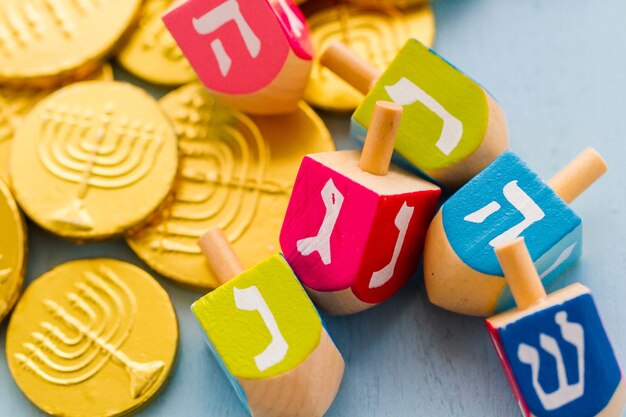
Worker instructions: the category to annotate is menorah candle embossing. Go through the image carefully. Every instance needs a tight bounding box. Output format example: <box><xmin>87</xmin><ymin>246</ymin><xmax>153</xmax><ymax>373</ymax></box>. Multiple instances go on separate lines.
<box><xmin>486</xmin><ymin>238</ymin><xmax>626</xmax><ymax>417</ymax></box>
<box><xmin>163</xmin><ymin>0</ymin><xmax>313</xmax><ymax>114</ymax></box>
<box><xmin>6</xmin><ymin>259</ymin><xmax>178</xmax><ymax>417</ymax></box>
<box><xmin>117</xmin><ymin>0</ymin><xmax>197</xmax><ymax>86</ymax></box>
<box><xmin>0</xmin><ymin>99</ymin><xmax>14</xmax><ymax>183</ymax></box>
<box><xmin>320</xmin><ymin>38</ymin><xmax>509</xmax><ymax>189</ymax></box>
<box><xmin>303</xmin><ymin>1</ymin><xmax>434</xmax><ymax>112</ymax></box>
<box><xmin>128</xmin><ymin>83</ymin><xmax>334</xmax><ymax>289</ymax></box>
<box><xmin>9</xmin><ymin>81</ymin><xmax>178</xmax><ymax>240</ymax></box>
<box><xmin>424</xmin><ymin>149</ymin><xmax>608</xmax><ymax>317</ymax></box>
<box><xmin>0</xmin><ymin>178</ymin><xmax>25</xmax><ymax>322</ymax></box>
<box><xmin>0</xmin><ymin>0</ymin><xmax>141</xmax><ymax>85</ymax></box>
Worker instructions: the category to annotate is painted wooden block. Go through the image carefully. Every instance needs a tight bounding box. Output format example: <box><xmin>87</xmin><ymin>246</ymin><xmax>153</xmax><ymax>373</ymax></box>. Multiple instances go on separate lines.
<box><xmin>486</xmin><ymin>238</ymin><xmax>626</xmax><ymax>417</ymax></box>
<box><xmin>281</xmin><ymin>102</ymin><xmax>441</xmax><ymax>315</ymax></box>
<box><xmin>163</xmin><ymin>0</ymin><xmax>313</xmax><ymax>114</ymax></box>
<box><xmin>321</xmin><ymin>38</ymin><xmax>508</xmax><ymax>189</ymax></box>
<box><xmin>424</xmin><ymin>149</ymin><xmax>607</xmax><ymax>317</ymax></box>
<box><xmin>193</xmin><ymin>230</ymin><xmax>344</xmax><ymax>417</ymax></box>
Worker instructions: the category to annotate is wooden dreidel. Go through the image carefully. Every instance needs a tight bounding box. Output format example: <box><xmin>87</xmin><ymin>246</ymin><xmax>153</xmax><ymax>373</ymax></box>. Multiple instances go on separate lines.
<box><xmin>320</xmin><ymin>40</ymin><xmax>509</xmax><ymax>189</ymax></box>
<box><xmin>424</xmin><ymin>148</ymin><xmax>608</xmax><ymax>317</ymax></box>
<box><xmin>280</xmin><ymin>101</ymin><xmax>441</xmax><ymax>315</ymax></box>
<box><xmin>486</xmin><ymin>238</ymin><xmax>626</xmax><ymax>417</ymax></box>
<box><xmin>163</xmin><ymin>0</ymin><xmax>313</xmax><ymax>115</ymax></box>
<box><xmin>192</xmin><ymin>229</ymin><xmax>345</xmax><ymax>417</ymax></box>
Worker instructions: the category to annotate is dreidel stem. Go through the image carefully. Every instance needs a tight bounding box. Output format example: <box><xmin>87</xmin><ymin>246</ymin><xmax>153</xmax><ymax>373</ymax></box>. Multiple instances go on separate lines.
<box><xmin>320</xmin><ymin>42</ymin><xmax>381</xmax><ymax>95</ymax></box>
<box><xmin>548</xmin><ymin>147</ymin><xmax>607</xmax><ymax>205</ymax></box>
<box><xmin>198</xmin><ymin>228</ymin><xmax>244</xmax><ymax>284</ymax></box>
<box><xmin>494</xmin><ymin>237</ymin><xmax>547</xmax><ymax>310</ymax></box>
<box><xmin>359</xmin><ymin>101</ymin><xmax>402</xmax><ymax>176</ymax></box>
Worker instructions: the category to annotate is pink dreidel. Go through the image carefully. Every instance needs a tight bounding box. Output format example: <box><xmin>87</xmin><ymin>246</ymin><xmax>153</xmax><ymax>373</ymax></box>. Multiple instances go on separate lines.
<box><xmin>280</xmin><ymin>101</ymin><xmax>441</xmax><ymax>315</ymax></box>
<box><xmin>163</xmin><ymin>0</ymin><xmax>313</xmax><ymax>115</ymax></box>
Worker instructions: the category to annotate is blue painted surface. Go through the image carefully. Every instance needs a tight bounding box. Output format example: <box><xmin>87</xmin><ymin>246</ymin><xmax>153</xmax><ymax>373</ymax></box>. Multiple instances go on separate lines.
<box><xmin>496</xmin><ymin>291</ymin><xmax>621</xmax><ymax>417</ymax></box>
<box><xmin>2</xmin><ymin>1</ymin><xmax>626</xmax><ymax>416</ymax></box>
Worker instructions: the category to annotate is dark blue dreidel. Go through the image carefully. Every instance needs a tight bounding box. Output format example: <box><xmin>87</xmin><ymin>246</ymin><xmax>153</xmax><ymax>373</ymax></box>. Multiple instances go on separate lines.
<box><xmin>424</xmin><ymin>148</ymin><xmax>607</xmax><ymax>317</ymax></box>
<box><xmin>486</xmin><ymin>237</ymin><xmax>626</xmax><ymax>417</ymax></box>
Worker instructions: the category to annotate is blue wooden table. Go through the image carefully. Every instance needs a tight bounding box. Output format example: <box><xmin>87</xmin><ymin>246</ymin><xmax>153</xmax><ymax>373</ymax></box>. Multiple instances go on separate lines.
<box><xmin>2</xmin><ymin>0</ymin><xmax>626</xmax><ymax>416</ymax></box>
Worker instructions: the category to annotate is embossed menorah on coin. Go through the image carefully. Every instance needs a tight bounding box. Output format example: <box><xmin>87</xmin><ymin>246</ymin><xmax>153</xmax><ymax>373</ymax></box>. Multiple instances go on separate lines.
<box><xmin>38</xmin><ymin>102</ymin><xmax>164</xmax><ymax>231</ymax></box>
<box><xmin>13</xmin><ymin>266</ymin><xmax>165</xmax><ymax>399</ymax></box>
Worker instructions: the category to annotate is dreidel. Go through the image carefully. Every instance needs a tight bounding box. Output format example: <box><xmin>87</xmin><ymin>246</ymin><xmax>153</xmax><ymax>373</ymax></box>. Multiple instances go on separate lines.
<box><xmin>486</xmin><ymin>237</ymin><xmax>626</xmax><ymax>417</ymax></box>
<box><xmin>163</xmin><ymin>0</ymin><xmax>313</xmax><ymax>115</ymax></box>
<box><xmin>320</xmin><ymin>40</ymin><xmax>509</xmax><ymax>189</ymax></box>
<box><xmin>192</xmin><ymin>229</ymin><xmax>344</xmax><ymax>417</ymax></box>
<box><xmin>280</xmin><ymin>101</ymin><xmax>441</xmax><ymax>315</ymax></box>
<box><xmin>424</xmin><ymin>148</ymin><xmax>607</xmax><ymax>317</ymax></box>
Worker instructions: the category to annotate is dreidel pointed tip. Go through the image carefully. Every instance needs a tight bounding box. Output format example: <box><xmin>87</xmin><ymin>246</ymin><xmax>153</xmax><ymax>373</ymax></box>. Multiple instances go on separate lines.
<box><xmin>198</xmin><ymin>228</ymin><xmax>245</xmax><ymax>284</ymax></box>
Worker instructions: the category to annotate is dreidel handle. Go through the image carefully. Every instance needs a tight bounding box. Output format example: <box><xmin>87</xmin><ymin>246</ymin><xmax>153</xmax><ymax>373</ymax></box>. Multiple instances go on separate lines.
<box><xmin>359</xmin><ymin>101</ymin><xmax>402</xmax><ymax>176</ymax></box>
<box><xmin>319</xmin><ymin>42</ymin><xmax>382</xmax><ymax>95</ymax></box>
<box><xmin>198</xmin><ymin>228</ymin><xmax>245</xmax><ymax>284</ymax></box>
<box><xmin>494</xmin><ymin>237</ymin><xmax>547</xmax><ymax>310</ymax></box>
<box><xmin>548</xmin><ymin>147</ymin><xmax>608</xmax><ymax>205</ymax></box>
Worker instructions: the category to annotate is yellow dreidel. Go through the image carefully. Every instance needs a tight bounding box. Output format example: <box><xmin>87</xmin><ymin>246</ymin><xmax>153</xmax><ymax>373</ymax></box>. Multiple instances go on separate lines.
<box><xmin>487</xmin><ymin>237</ymin><xmax>626</xmax><ymax>417</ymax></box>
<box><xmin>193</xmin><ymin>228</ymin><xmax>345</xmax><ymax>417</ymax></box>
<box><xmin>320</xmin><ymin>40</ymin><xmax>508</xmax><ymax>189</ymax></box>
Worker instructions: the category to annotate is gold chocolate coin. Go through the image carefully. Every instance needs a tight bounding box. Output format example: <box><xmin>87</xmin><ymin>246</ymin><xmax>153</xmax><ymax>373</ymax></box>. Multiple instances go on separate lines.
<box><xmin>0</xmin><ymin>99</ymin><xmax>15</xmax><ymax>183</ymax></box>
<box><xmin>117</xmin><ymin>0</ymin><xmax>196</xmax><ymax>86</ymax></box>
<box><xmin>127</xmin><ymin>83</ymin><xmax>335</xmax><ymax>289</ymax></box>
<box><xmin>9</xmin><ymin>81</ymin><xmax>178</xmax><ymax>240</ymax></box>
<box><xmin>6</xmin><ymin>259</ymin><xmax>178</xmax><ymax>417</ymax></box>
<box><xmin>304</xmin><ymin>3</ymin><xmax>435</xmax><ymax>112</ymax></box>
<box><xmin>0</xmin><ymin>64</ymin><xmax>114</xmax><ymax>120</ymax></box>
<box><xmin>0</xmin><ymin>0</ymin><xmax>140</xmax><ymax>84</ymax></box>
<box><xmin>0</xmin><ymin>177</ymin><xmax>26</xmax><ymax>322</ymax></box>
<box><xmin>347</xmin><ymin>0</ymin><xmax>428</xmax><ymax>7</ymax></box>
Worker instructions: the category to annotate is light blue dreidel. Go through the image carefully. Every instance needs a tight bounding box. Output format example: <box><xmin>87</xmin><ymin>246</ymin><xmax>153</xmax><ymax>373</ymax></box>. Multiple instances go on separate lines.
<box><xmin>320</xmin><ymin>39</ymin><xmax>509</xmax><ymax>189</ymax></box>
<box><xmin>192</xmin><ymin>229</ymin><xmax>344</xmax><ymax>417</ymax></box>
<box><xmin>424</xmin><ymin>148</ymin><xmax>607</xmax><ymax>317</ymax></box>
<box><xmin>487</xmin><ymin>237</ymin><xmax>626</xmax><ymax>417</ymax></box>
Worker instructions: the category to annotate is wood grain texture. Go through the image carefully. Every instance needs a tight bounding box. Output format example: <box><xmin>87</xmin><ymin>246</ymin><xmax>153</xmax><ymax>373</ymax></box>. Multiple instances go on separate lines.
<box><xmin>2</xmin><ymin>1</ymin><xmax>626</xmax><ymax>416</ymax></box>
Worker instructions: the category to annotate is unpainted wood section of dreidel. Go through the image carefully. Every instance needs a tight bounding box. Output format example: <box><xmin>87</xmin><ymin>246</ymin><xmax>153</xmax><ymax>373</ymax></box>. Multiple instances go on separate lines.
<box><xmin>494</xmin><ymin>237</ymin><xmax>547</xmax><ymax>310</ymax></box>
<box><xmin>426</xmin><ymin>92</ymin><xmax>509</xmax><ymax>190</ymax></box>
<box><xmin>598</xmin><ymin>380</ymin><xmax>626</xmax><ymax>417</ymax></box>
<box><xmin>213</xmin><ymin>48</ymin><xmax>312</xmax><ymax>115</ymax></box>
<box><xmin>198</xmin><ymin>228</ymin><xmax>244</xmax><ymax>285</ymax></box>
<box><xmin>359</xmin><ymin>101</ymin><xmax>402</xmax><ymax>176</ymax></box>
<box><xmin>423</xmin><ymin>210</ymin><xmax>505</xmax><ymax>317</ymax></box>
<box><xmin>238</xmin><ymin>328</ymin><xmax>345</xmax><ymax>417</ymax></box>
<box><xmin>319</xmin><ymin>42</ymin><xmax>381</xmax><ymax>95</ymax></box>
<box><xmin>305</xmin><ymin>285</ymin><xmax>375</xmax><ymax>315</ymax></box>
<box><xmin>548</xmin><ymin>147</ymin><xmax>608</xmax><ymax>205</ymax></box>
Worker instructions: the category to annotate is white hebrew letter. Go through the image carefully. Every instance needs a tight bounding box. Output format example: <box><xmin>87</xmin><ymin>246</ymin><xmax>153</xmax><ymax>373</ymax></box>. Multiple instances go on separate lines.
<box><xmin>369</xmin><ymin>202</ymin><xmax>415</xmax><ymax>289</ymax></box>
<box><xmin>385</xmin><ymin>77</ymin><xmax>463</xmax><ymax>155</ymax></box>
<box><xmin>296</xmin><ymin>179</ymin><xmax>344</xmax><ymax>265</ymax></box>
<box><xmin>234</xmin><ymin>286</ymin><xmax>288</xmax><ymax>372</ymax></box>
<box><xmin>192</xmin><ymin>0</ymin><xmax>261</xmax><ymax>76</ymax></box>
<box><xmin>517</xmin><ymin>311</ymin><xmax>585</xmax><ymax>410</ymax></box>
<box><xmin>463</xmin><ymin>180</ymin><xmax>545</xmax><ymax>248</ymax></box>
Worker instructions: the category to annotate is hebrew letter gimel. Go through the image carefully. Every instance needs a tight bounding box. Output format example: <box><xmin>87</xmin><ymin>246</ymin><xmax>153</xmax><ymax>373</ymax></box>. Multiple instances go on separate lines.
<box><xmin>234</xmin><ymin>286</ymin><xmax>288</xmax><ymax>372</ymax></box>
<box><xmin>369</xmin><ymin>202</ymin><xmax>415</xmax><ymax>289</ymax></box>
